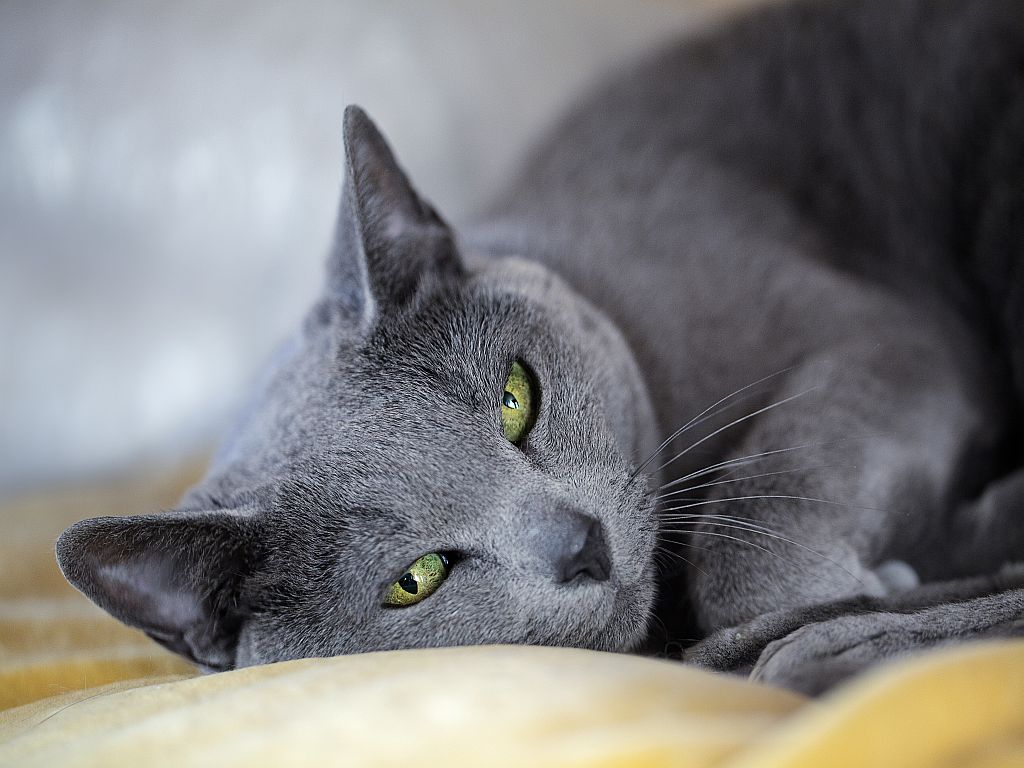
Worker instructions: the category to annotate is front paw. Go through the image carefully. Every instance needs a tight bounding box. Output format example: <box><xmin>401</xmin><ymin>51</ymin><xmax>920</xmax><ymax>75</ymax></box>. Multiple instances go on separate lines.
<box><xmin>684</xmin><ymin>595</ymin><xmax>876</xmax><ymax>673</ymax></box>
<box><xmin>689</xmin><ymin>576</ymin><xmax>1024</xmax><ymax>694</ymax></box>
<box><xmin>749</xmin><ymin>612</ymin><xmax>936</xmax><ymax>695</ymax></box>
<box><xmin>684</xmin><ymin>622</ymin><xmax>781</xmax><ymax>675</ymax></box>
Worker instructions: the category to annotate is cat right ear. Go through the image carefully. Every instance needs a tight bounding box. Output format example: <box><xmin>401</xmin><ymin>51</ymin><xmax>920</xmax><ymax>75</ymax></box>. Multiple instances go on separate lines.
<box><xmin>327</xmin><ymin>105</ymin><xmax>463</xmax><ymax>329</ymax></box>
<box><xmin>55</xmin><ymin>510</ymin><xmax>259</xmax><ymax>671</ymax></box>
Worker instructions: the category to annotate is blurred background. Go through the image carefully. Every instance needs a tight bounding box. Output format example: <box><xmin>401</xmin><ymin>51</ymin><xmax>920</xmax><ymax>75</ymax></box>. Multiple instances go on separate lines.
<box><xmin>0</xmin><ymin>0</ymin><xmax>756</xmax><ymax>501</ymax></box>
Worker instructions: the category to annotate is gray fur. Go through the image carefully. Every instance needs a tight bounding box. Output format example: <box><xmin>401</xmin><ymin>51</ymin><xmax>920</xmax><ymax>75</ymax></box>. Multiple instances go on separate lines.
<box><xmin>58</xmin><ymin>0</ymin><xmax>1024</xmax><ymax>691</ymax></box>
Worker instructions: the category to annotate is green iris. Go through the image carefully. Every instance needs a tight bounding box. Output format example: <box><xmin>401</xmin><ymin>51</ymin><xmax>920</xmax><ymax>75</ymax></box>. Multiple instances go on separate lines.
<box><xmin>501</xmin><ymin>361</ymin><xmax>537</xmax><ymax>444</ymax></box>
<box><xmin>383</xmin><ymin>553</ymin><xmax>450</xmax><ymax>607</ymax></box>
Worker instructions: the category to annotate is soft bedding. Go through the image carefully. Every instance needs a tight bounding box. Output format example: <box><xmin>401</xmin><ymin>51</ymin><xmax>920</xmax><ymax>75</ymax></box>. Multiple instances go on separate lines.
<box><xmin>2</xmin><ymin>465</ymin><xmax>1022</xmax><ymax>767</ymax></box>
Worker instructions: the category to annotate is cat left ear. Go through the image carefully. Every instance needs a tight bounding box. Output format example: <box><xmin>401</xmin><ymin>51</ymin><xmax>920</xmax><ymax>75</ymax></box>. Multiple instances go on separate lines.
<box><xmin>328</xmin><ymin>105</ymin><xmax>462</xmax><ymax>326</ymax></box>
<box><xmin>56</xmin><ymin>511</ymin><xmax>259</xmax><ymax>671</ymax></box>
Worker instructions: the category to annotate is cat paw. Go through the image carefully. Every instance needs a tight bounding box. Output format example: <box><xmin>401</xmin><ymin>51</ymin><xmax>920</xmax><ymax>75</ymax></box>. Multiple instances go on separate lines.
<box><xmin>754</xmin><ymin>607</ymin><xmax>1024</xmax><ymax>696</ymax></box>
<box><xmin>687</xmin><ymin>576</ymin><xmax>1024</xmax><ymax>694</ymax></box>
<box><xmin>747</xmin><ymin>612</ymin><xmax>915</xmax><ymax>695</ymax></box>
<box><xmin>684</xmin><ymin>595</ymin><xmax>878</xmax><ymax>674</ymax></box>
<box><xmin>683</xmin><ymin>624</ymin><xmax>764</xmax><ymax>675</ymax></box>
<box><xmin>750</xmin><ymin>589</ymin><xmax>1024</xmax><ymax>696</ymax></box>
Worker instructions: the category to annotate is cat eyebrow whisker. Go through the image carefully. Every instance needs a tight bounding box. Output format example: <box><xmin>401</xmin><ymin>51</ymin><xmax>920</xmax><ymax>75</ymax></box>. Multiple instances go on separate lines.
<box><xmin>628</xmin><ymin>366</ymin><xmax>797</xmax><ymax>482</ymax></box>
<box><xmin>654</xmin><ymin>464</ymin><xmax>832</xmax><ymax>501</ymax></box>
<box><xmin>658</xmin><ymin>514</ymin><xmax>860</xmax><ymax>582</ymax></box>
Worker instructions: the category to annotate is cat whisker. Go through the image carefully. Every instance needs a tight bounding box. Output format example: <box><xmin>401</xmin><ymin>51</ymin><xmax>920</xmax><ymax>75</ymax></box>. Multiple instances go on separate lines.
<box><xmin>658</xmin><ymin>514</ymin><xmax>860</xmax><ymax>582</ymax></box>
<box><xmin>658</xmin><ymin>493</ymin><xmax>885</xmax><ymax>515</ymax></box>
<box><xmin>627</xmin><ymin>397</ymin><xmax>765</xmax><ymax>492</ymax></box>
<box><xmin>646</xmin><ymin>610</ymin><xmax>671</xmax><ymax>642</ymax></box>
<box><xmin>659</xmin><ymin>435</ymin><xmax>878</xmax><ymax>492</ymax></box>
<box><xmin>652</xmin><ymin>546</ymin><xmax>681</xmax><ymax>576</ymax></box>
<box><xmin>654</xmin><ymin>464</ymin><xmax>832</xmax><ymax>501</ymax></box>
<box><xmin>659</xmin><ymin>528</ymin><xmax>859</xmax><ymax>589</ymax></box>
<box><xmin>653</xmin><ymin>541</ymin><xmax>714</xmax><ymax>578</ymax></box>
<box><xmin>654</xmin><ymin>386</ymin><xmax>821</xmax><ymax>476</ymax></box>
<box><xmin>654</xmin><ymin>496</ymin><xmax>706</xmax><ymax>504</ymax></box>
<box><xmin>658</xmin><ymin>528</ymin><xmax>796</xmax><ymax>569</ymax></box>
<box><xmin>662</xmin><ymin>517</ymin><xmax>814</xmax><ymax>551</ymax></box>
<box><xmin>662</xmin><ymin>510</ymin><xmax>785</xmax><ymax>528</ymax></box>
<box><xmin>656</xmin><ymin>538</ymin><xmax>717</xmax><ymax>557</ymax></box>
<box><xmin>698</xmin><ymin>463</ymin><xmax>754</xmax><ymax>483</ymax></box>
<box><xmin>628</xmin><ymin>366</ymin><xmax>798</xmax><ymax>482</ymax></box>
<box><xmin>660</xmin><ymin>444</ymin><xmax>817</xmax><ymax>492</ymax></box>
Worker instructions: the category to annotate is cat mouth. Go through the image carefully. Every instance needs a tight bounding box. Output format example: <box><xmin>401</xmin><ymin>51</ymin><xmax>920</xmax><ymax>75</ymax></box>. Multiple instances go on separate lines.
<box><xmin>559</xmin><ymin>559</ymin><xmax>655</xmax><ymax>652</ymax></box>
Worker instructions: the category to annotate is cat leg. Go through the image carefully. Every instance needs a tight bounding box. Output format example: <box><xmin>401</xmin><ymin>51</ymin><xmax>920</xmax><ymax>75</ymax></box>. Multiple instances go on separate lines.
<box><xmin>679</xmin><ymin>332</ymin><xmax>1000</xmax><ymax>632</ymax></box>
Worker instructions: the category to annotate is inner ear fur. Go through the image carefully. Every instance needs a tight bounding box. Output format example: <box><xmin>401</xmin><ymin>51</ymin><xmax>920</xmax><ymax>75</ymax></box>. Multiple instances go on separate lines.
<box><xmin>56</xmin><ymin>511</ymin><xmax>259</xmax><ymax>671</ymax></box>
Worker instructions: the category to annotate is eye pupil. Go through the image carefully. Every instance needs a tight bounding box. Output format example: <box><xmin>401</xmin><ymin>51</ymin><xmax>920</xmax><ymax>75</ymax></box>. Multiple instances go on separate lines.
<box><xmin>503</xmin><ymin>391</ymin><xmax>519</xmax><ymax>409</ymax></box>
<box><xmin>398</xmin><ymin>573</ymin><xmax>418</xmax><ymax>595</ymax></box>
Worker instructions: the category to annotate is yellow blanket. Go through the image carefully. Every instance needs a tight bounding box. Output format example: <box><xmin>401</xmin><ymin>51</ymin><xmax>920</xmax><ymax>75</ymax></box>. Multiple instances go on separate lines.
<box><xmin>2</xmin><ymin>466</ymin><xmax>1023</xmax><ymax>767</ymax></box>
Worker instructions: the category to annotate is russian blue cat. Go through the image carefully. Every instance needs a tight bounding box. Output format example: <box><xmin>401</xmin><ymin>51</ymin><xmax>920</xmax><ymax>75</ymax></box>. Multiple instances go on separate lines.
<box><xmin>57</xmin><ymin>0</ymin><xmax>1024</xmax><ymax>693</ymax></box>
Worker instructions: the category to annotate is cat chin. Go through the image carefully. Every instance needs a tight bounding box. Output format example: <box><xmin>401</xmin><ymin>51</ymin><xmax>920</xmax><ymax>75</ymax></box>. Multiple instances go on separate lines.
<box><xmin>558</xmin><ymin>574</ymin><xmax>656</xmax><ymax>655</ymax></box>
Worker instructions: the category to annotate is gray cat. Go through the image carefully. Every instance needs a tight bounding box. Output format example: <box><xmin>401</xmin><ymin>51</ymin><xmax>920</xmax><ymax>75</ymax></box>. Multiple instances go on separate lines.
<box><xmin>57</xmin><ymin>0</ymin><xmax>1024</xmax><ymax>694</ymax></box>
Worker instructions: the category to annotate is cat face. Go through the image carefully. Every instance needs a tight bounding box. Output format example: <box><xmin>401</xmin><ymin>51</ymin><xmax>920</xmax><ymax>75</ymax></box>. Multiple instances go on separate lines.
<box><xmin>56</xmin><ymin>107</ymin><xmax>660</xmax><ymax>670</ymax></box>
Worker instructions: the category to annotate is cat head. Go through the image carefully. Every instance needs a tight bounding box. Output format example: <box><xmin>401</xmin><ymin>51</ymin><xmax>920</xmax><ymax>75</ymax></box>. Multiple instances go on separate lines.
<box><xmin>56</xmin><ymin>107</ymin><xmax>660</xmax><ymax>671</ymax></box>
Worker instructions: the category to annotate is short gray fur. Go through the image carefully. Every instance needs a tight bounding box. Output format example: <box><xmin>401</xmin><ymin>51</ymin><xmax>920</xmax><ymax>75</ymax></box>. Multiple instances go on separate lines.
<box><xmin>57</xmin><ymin>0</ymin><xmax>1024</xmax><ymax>693</ymax></box>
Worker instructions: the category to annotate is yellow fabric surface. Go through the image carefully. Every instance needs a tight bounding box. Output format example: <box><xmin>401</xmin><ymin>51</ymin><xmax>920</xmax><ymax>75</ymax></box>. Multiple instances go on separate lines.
<box><xmin>1</xmin><ymin>465</ymin><xmax>1022</xmax><ymax>767</ymax></box>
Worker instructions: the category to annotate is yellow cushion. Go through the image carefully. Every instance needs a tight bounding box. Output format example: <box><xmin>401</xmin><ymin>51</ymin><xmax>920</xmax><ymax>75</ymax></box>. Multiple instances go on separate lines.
<box><xmin>0</xmin><ymin>645</ymin><xmax>804</xmax><ymax>767</ymax></box>
<box><xmin>2</xmin><ymin>642</ymin><xmax>1023</xmax><ymax>768</ymax></box>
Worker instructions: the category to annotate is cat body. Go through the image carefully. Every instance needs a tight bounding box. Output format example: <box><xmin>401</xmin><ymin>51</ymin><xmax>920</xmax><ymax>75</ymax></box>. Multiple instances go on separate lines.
<box><xmin>484</xmin><ymin>0</ymin><xmax>1024</xmax><ymax>634</ymax></box>
<box><xmin>58</xmin><ymin>0</ymin><xmax>1024</xmax><ymax>692</ymax></box>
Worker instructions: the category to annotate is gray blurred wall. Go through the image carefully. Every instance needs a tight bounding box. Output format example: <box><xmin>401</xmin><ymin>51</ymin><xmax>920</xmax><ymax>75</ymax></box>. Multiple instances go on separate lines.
<box><xmin>0</xmin><ymin>0</ymin><xmax>756</xmax><ymax>498</ymax></box>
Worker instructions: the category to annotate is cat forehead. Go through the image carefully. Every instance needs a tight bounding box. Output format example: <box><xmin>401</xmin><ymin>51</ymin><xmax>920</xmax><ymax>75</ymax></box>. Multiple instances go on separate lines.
<box><xmin>468</xmin><ymin>254</ymin><xmax>578</xmax><ymax>305</ymax></box>
<box><xmin>350</xmin><ymin>271</ymin><xmax>586</xmax><ymax>384</ymax></box>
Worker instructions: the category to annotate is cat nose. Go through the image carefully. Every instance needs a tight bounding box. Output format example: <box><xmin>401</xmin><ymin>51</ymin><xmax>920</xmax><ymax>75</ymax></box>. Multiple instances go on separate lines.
<box><xmin>530</xmin><ymin>507</ymin><xmax>612</xmax><ymax>583</ymax></box>
<box><xmin>558</xmin><ymin>515</ymin><xmax>612</xmax><ymax>583</ymax></box>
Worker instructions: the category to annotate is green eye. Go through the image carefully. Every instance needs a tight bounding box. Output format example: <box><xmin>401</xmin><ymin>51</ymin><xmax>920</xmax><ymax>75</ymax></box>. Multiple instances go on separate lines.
<box><xmin>383</xmin><ymin>553</ymin><xmax>450</xmax><ymax>607</ymax></box>
<box><xmin>501</xmin><ymin>361</ymin><xmax>537</xmax><ymax>444</ymax></box>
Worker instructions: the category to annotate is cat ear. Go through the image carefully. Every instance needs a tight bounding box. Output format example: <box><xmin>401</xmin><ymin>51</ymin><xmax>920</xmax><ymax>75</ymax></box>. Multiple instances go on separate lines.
<box><xmin>55</xmin><ymin>511</ymin><xmax>258</xmax><ymax>671</ymax></box>
<box><xmin>328</xmin><ymin>105</ymin><xmax>462</xmax><ymax>326</ymax></box>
